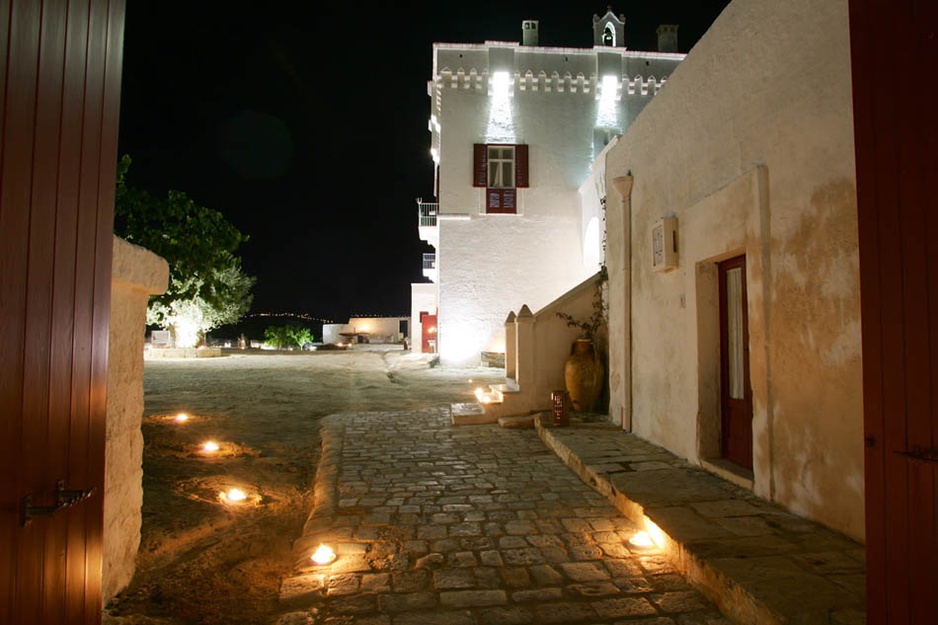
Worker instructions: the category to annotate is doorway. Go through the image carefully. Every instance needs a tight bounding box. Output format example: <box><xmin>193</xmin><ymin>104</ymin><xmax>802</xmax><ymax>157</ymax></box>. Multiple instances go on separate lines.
<box><xmin>719</xmin><ymin>255</ymin><xmax>753</xmax><ymax>469</ymax></box>
<box><xmin>420</xmin><ymin>312</ymin><xmax>438</xmax><ymax>354</ymax></box>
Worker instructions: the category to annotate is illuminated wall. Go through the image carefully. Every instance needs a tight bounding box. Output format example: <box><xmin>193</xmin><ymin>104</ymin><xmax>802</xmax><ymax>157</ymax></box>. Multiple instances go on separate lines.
<box><xmin>604</xmin><ymin>0</ymin><xmax>863</xmax><ymax>540</ymax></box>
<box><xmin>429</xmin><ymin>39</ymin><xmax>682</xmax><ymax>366</ymax></box>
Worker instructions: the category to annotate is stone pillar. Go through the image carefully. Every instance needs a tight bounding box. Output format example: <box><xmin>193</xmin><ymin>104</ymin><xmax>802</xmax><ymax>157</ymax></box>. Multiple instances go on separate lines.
<box><xmin>103</xmin><ymin>236</ymin><xmax>168</xmax><ymax>602</ymax></box>
<box><xmin>515</xmin><ymin>305</ymin><xmax>535</xmax><ymax>387</ymax></box>
<box><xmin>505</xmin><ymin>311</ymin><xmax>517</xmax><ymax>380</ymax></box>
<box><xmin>610</xmin><ymin>175</ymin><xmax>634</xmax><ymax>431</ymax></box>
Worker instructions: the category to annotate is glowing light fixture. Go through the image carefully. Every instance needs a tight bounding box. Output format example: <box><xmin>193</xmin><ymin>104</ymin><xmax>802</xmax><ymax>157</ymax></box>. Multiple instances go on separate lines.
<box><xmin>310</xmin><ymin>544</ymin><xmax>336</xmax><ymax>565</ymax></box>
<box><xmin>629</xmin><ymin>531</ymin><xmax>654</xmax><ymax>548</ymax></box>
<box><xmin>486</xmin><ymin>70</ymin><xmax>515</xmax><ymax>141</ymax></box>
<box><xmin>474</xmin><ymin>388</ymin><xmax>493</xmax><ymax>404</ymax></box>
<box><xmin>491</xmin><ymin>71</ymin><xmax>510</xmax><ymax>97</ymax></box>
<box><xmin>596</xmin><ymin>74</ymin><xmax>620</xmax><ymax>129</ymax></box>
<box><xmin>203</xmin><ymin>441</ymin><xmax>220</xmax><ymax>452</ymax></box>
<box><xmin>222</xmin><ymin>488</ymin><xmax>247</xmax><ymax>502</ymax></box>
<box><xmin>174</xmin><ymin>413</ymin><xmax>189</xmax><ymax>422</ymax></box>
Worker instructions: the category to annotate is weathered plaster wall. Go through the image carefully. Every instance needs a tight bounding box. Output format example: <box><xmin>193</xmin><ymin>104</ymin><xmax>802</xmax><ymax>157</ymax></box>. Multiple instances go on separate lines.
<box><xmin>105</xmin><ymin>236</ymin><xmax>168</xmax><ymax>602</ymax></box>
<box><xmin>604</xmin><ymin>0</ymin><xmax>863</xmax><ymax>539</ymax></box>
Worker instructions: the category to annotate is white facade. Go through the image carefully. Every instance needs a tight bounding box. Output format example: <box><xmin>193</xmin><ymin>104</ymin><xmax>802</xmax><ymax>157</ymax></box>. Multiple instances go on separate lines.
<box><xmin>323</xmin><ymin>317</ymin><xmax>408</xmax><ymax>345</ymax></box>
<box><xmin>414</xmin><ymin>10</ymin><xmax>684</xmax><ymax>366</ymax></box>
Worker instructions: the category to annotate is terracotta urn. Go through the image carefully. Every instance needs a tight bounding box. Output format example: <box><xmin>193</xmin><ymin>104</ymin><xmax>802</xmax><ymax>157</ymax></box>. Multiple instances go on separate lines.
<box><xmin>564</xmin><ymin>338</ymin><xmax>604</xmax><ymax>412</ymax></box>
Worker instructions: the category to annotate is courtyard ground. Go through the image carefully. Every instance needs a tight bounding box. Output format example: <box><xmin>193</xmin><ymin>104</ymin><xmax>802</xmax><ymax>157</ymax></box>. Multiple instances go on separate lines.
<box><xmin>104</xmin><ymin>347</ymin><xmax>505</xmax><ymax>625</ymax></box>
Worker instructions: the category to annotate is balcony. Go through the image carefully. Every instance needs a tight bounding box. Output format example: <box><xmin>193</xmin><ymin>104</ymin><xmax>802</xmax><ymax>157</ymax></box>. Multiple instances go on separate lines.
<box><xmin>417</xmin><ymin>198</ymin><xmax>439</xmax><ymax>248</ymax></box>
<box><xmin>422</xmin><ymin>252</ymin><xmax>437</xmax><ymax>282</ymax></box>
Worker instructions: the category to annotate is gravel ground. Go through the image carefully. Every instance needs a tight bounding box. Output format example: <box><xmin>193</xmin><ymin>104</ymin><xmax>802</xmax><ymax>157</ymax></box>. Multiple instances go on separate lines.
<box><xmin>104</xmin><ymin>348</ymin><xmax>505</xmax><ymax>625</ymax></box>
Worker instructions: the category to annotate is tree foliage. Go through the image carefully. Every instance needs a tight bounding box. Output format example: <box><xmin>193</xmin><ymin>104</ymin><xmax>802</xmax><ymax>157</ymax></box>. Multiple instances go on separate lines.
<box><xmin>114</xmin><ymin>155</ymin><xmax>255</xmax><ymax>346</ymax></box>
<box><xmin>263</xmin><ymin>325</ymin><xmax>313</xmax><ymax>350</ymax></box>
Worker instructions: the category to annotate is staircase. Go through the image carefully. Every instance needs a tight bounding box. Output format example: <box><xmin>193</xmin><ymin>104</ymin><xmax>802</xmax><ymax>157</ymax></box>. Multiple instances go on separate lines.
<box><xmin>449</xmin><ymin>273</ymin><xmax>604</xmax><ymax>428</ymax></box>
<box><xmin>451</xmin><ymin>380</ymin><xmax>523</xmax><ymax>426</ymax></box>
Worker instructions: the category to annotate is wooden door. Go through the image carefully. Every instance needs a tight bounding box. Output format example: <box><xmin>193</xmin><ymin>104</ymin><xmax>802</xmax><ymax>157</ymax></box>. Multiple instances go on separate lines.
<box><xmin>0</xmin><ymin>1</ymin><xmax>125</xmax><ymax>623</ymax></box>
<box><xmin>850</xmin><ymin>0</ymin><xmax>937</xmax><ymax>622</ymax></box>
<box><xmin>420</xmin><ymin>312</ymin><xmax>438</xmax><ymax>354</ymax></box>
<box><xmin>718</xmin><ymin>256</ymin><xmax>753</xmax><ymax>469</ymax></box>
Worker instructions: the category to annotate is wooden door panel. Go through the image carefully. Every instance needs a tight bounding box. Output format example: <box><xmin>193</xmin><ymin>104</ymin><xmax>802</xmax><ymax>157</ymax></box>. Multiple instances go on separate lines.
<box><xmin>851</xmin><ymin>0</ymin><xmax>937</xmax><ymax>622</ymax></box>
<box><xmin>1</xmin><ymin>0</ymin><xmax>124</xmax><ymax>622</ymax></box>
<box><xmin>1</xmin><ymin>1</ymin><xmax>43</xmax><ymax>621</ymax></box>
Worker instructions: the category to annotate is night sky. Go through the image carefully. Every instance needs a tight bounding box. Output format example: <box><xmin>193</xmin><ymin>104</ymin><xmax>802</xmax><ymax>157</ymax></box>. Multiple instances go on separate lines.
<box><xmin>117</xmin><ymin>1</ymin><xmax>731</xmax><ymax>322</ymax></box>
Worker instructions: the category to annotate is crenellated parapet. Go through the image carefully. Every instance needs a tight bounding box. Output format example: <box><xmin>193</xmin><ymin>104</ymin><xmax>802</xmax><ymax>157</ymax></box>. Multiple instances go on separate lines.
<box><xmin>436</xmin><ymin>67</ymin><xmax>667</xmax><ymax>98</ymax></box>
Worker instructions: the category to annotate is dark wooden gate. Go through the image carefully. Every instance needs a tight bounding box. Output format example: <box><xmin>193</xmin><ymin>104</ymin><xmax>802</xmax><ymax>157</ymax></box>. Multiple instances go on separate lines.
<box><xmin>850</xmin><ymin>0</ymin><xmax>937</xmax><ymax>623</ymax></box>
<box><xmin>0</xmin><ymin>1</ymin><xmax>125</xmax><ymax>623</ymax></box>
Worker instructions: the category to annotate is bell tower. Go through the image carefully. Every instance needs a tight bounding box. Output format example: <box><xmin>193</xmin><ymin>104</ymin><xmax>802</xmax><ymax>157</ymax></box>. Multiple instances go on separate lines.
<box><xmin>593</xmin><ymin>6</ymin><xmax>626</xmax><ymax>48</ymax></box>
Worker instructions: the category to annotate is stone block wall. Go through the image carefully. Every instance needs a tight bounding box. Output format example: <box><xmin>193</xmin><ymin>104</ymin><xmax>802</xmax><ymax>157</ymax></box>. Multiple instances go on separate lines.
<box><xmin>103</xmin><ymin>236</ymin><xmax>168</xmax><ymax>602</ymax></box>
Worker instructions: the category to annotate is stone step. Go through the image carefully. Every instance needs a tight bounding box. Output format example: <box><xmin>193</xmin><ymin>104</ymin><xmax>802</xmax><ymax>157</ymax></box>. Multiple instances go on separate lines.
<box><xmin>450</xmin><ymin>401</ymin><xmax>498</xmax><ymax>426</ymax></box>
<box><xmin>496</xmin><ymin>414</ymin><xmax>536</xmax><ymax>429</ymax></box>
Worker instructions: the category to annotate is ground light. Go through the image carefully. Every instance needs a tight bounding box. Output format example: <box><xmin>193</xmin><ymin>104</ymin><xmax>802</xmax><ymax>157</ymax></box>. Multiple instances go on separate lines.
<box><xmin>629</xmin><ymin>531</ymin><xmax>654</xmax><ymax>548</ymax></box>
<box><xmin>202</xmin><ymin>441</ymin><xmax>220</xmax><ymax>452</ymax></box>
<box><xmin>174</xmin><ymin>413</ymin><xmax>189</xmax><ymax>422</ymax></box>
<box><xmin>221</xmin><ymin>488</ymin><xmax>247</xmax><ymax>503</ymax></box>
<box><xmin>310</xmin><ymin>544</ymin><xmax>336</xmax><ymax>565</ymax></box>
<box><xmin>474</xmin><ymin>388</ymin><xmax>494</xmax><ymax>404</ymax></box>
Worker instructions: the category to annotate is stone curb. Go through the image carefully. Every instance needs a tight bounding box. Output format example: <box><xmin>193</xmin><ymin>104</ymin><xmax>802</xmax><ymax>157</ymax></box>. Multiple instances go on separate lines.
<box><xmin>276</xmin><ymin>416</ymin><xmax>346</xmax><ymax>622</ymax></box>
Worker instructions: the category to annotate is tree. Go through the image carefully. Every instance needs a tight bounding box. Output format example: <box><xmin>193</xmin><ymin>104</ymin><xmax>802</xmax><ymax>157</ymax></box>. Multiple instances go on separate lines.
<box><xmin>114</xmin><ymin>155</ymin><xmax>255</xmax><ymax>347</ymax></box>
<box><xmin>263</xmin><ymin>325</ymin><xmax>313</xmax><ymax>350</ymax></box>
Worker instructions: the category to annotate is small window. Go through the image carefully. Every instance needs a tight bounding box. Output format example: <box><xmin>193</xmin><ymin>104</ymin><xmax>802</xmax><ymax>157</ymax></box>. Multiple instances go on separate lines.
<box><xmin>487</xmin><ymin>146</ymin><xmax>515</xmax><ymax>188</ymax></box>
<box><xmin>473</xmin><ymin>143</ymin><xmax>529</xmax><ymax>214</ymax></box>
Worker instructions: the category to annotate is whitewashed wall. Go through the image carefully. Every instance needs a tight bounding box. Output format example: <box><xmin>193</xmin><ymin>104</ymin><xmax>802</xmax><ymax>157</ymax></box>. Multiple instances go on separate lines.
<box><xmin>604</xmin><ymin>0</ymin><xmax>863</xmax><ymax>539</ymax></box>
<box><xmin>323</xmin><ymin>317</ymin><xmax>408</xmax><ymax>345</ymax></box>
<box><xmin>432</xmin><ymin>41</ymin><xmax>681</xmax><ymax>366</ymax></box>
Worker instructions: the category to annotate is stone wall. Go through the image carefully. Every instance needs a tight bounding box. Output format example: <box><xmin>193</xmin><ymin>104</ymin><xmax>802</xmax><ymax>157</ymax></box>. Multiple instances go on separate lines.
<box><xmin>103</xmin><ymin>236</ymin><xmax>168</xmax><ymax>602</ymax></box>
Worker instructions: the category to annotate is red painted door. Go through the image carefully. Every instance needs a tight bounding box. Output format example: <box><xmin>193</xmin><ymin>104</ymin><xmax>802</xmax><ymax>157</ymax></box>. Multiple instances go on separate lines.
<box><xmin>0</xmin><ymin>1</ymin><xmax>125</xmax><ymax>623</ymax></box>
<box><xmin>850</xmin><ymin>1</ymin><xmax>937</xmax><ymax>622</ymax></box>
<box><xmin>420</xmin><ymin>312</ymin><xmax>438</xmax><ymax>354</ymax></box>
<box><xmin>718</xmin><ymin>256</ymin><xmax>753</xmax><ymax>469</ymax></box>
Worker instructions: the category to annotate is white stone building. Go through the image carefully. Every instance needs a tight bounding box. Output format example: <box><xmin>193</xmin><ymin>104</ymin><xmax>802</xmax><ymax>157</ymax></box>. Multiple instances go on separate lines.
<box><xmin>412</xmin><ymin>9</ymin><xmax>684</xmax><ymax>366</ymax></box>
<box><xmin>323</xmin><ymin>316</ymin><xmax>409</xmax><ymax>345</ymax></box>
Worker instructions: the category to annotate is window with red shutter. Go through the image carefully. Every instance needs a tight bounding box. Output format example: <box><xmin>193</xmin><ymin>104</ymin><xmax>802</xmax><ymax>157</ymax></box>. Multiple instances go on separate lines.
<box><xmin>473</xmin><ymin>143</ymin><xmax>529</xmax><ymax>214</ymax></box>
<box><xmin>473</xmin><ymin>144</ymin><xmax>488</xmax><ymax>187</ymax></box>
<box><xmin>515</xmin><ymin>144</ymin><xmax>529</xmax><ymax>188</ymax></box>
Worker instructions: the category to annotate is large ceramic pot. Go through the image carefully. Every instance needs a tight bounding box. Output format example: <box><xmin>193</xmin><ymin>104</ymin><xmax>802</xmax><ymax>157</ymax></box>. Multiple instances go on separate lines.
<box><xmin>564</xmin><ymin>339</ymin><xmax>604</xmax><ymax>412</ymax></box>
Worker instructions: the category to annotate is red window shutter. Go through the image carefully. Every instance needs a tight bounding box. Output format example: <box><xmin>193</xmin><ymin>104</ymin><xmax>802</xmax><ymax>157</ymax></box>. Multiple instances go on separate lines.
<box><xmin>515</xmin><ymin>144</ymin><xmax>529</xmax><ymax>188</ymax></box>
<box><xmin>473</xmin><ymin>144</ymin><xmax>488</xmax><ymax>187</ymax></box>
<box><xmin>487</xmin><ymin>189</ymin><xmax>517</xmax><ymax>214</ymax></box>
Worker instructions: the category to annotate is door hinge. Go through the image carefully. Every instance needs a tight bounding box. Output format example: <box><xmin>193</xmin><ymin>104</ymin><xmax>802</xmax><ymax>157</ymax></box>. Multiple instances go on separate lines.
<box><xmin>894</xmin><ymin>447</ymin><xmax>938</xmax><ymax>464</ymax></box>
<box><xmin>21</xmin><ymin>480</ymin><xmax>97</xmax><ymax>526</ymax></box>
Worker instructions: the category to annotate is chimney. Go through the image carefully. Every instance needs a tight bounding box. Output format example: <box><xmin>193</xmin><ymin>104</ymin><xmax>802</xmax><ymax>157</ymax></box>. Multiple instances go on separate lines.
<box><xmin>656</xmin><ymin>24</ymin><xmax>679</xmax><ymax>52</ymax></box>
<box><xmin>522</xmin><ymin>20</ymin><xmax>539</xmax><ymax>46</ymax></box>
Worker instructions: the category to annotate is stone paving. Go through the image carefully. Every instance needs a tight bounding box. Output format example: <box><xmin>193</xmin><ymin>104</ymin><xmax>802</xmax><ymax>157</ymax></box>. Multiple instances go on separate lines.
<box><xmin>277</xmin><ymin>409</ymin><xmax>731</xmax><ymax>625</ymax></box>
<box><xmin>536</xmin><ymin>420</ymin><xmax>866</xmax><ymax>625</ymax></box>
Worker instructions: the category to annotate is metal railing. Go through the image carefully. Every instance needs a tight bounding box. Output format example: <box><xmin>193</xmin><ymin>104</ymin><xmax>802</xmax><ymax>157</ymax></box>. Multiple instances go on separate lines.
<box><xmin>417</xmin><ymin>198</ymin><xmax>438</xmax><ymax>227</ymax></box>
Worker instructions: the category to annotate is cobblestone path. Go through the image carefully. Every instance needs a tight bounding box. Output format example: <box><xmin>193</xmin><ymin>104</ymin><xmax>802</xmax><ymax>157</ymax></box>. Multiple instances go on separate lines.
<box><xmin>280</xmin><ymin>409</ymin><xmax>730</xmax><ymax>625</ymax></box>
